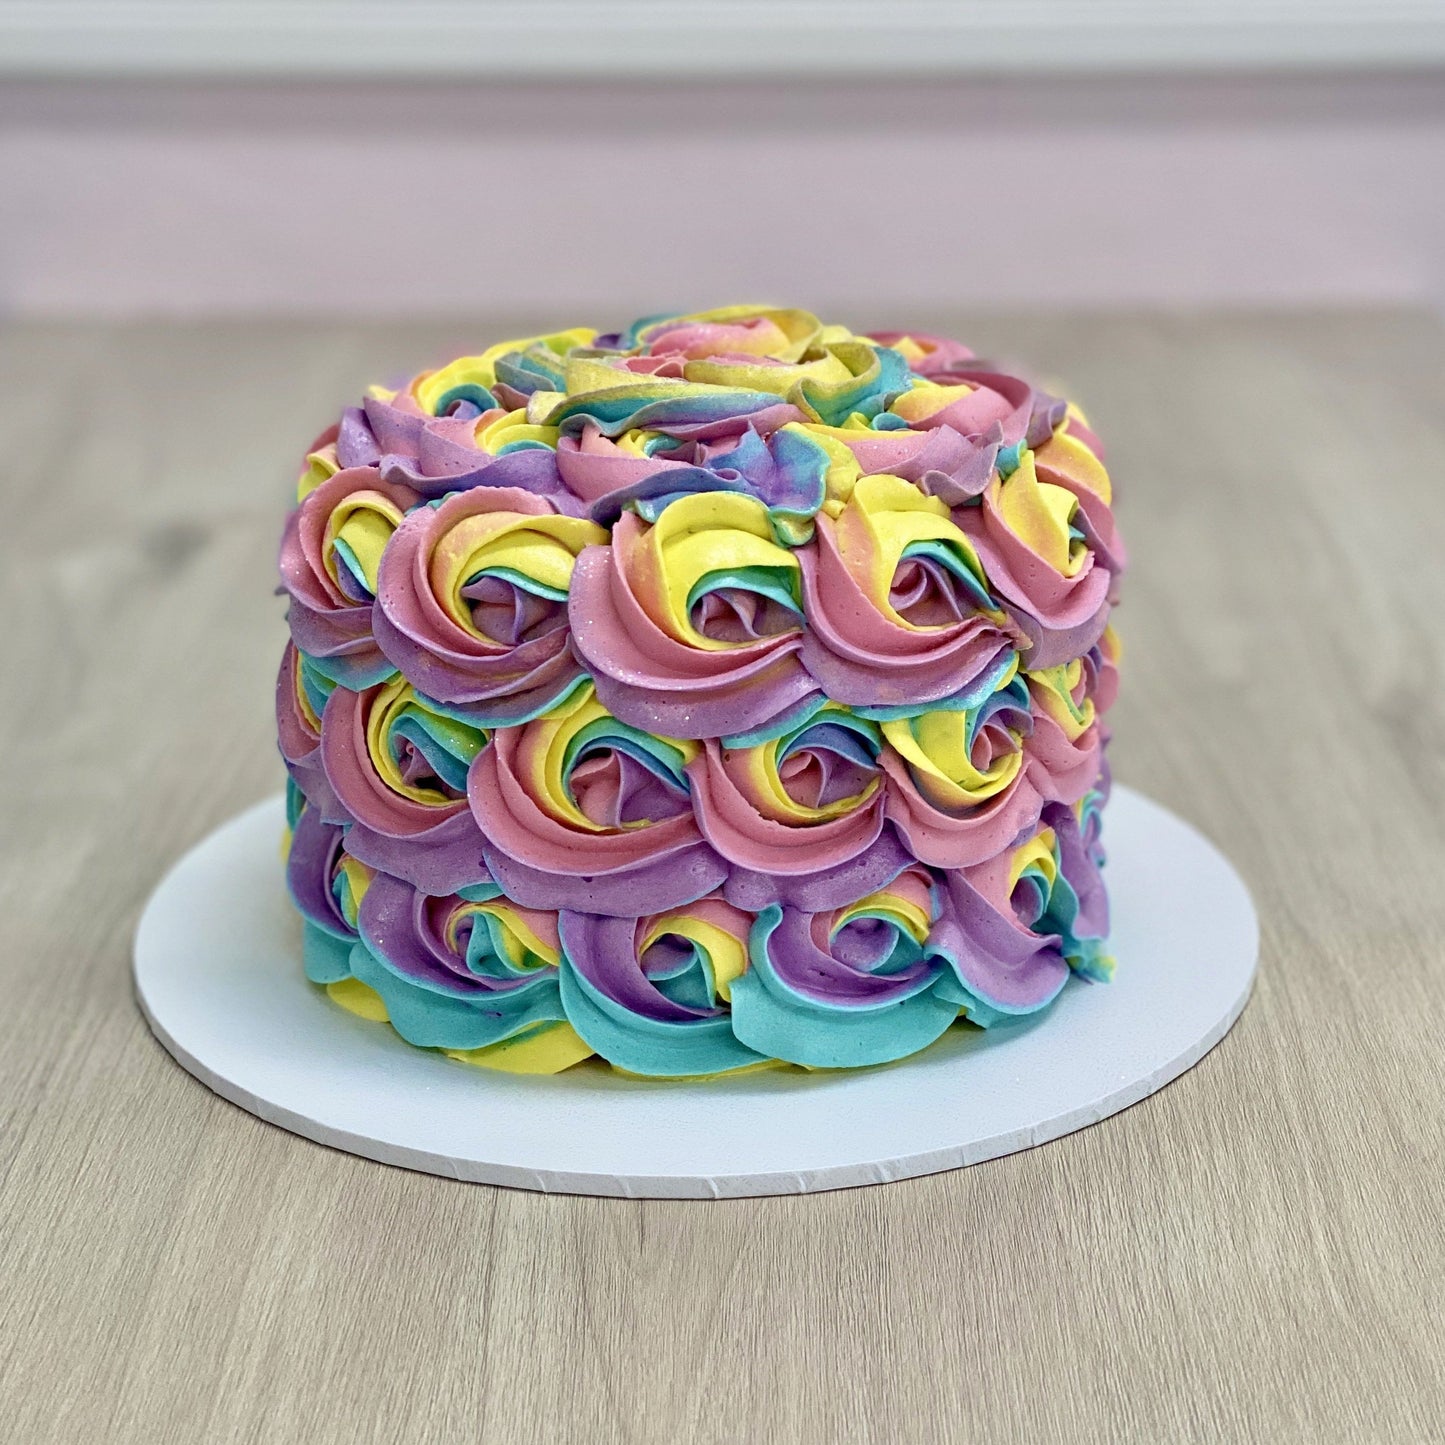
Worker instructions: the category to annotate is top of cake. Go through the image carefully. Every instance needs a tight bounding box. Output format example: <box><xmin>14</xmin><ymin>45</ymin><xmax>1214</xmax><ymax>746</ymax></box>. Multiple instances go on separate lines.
<box><xmin>277</xmin><ymin>306</ymin><xmax>1124</xmax><ymax>1078</ymax></box>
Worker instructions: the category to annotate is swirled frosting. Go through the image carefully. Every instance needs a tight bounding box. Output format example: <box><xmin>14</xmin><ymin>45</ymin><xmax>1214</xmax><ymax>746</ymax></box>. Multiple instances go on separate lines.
<box><xmin>277</xmin><ymin>306</ymin><xmax>1124</xmax><ymax>1077</ymax></box>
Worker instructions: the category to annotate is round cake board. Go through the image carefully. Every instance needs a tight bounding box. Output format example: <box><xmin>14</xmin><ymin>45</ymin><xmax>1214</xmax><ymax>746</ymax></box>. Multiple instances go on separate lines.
<box><xmin>133</xmin><ymin>786</ymin><xmax>1257</xmax><ymax>1199</ymax></box>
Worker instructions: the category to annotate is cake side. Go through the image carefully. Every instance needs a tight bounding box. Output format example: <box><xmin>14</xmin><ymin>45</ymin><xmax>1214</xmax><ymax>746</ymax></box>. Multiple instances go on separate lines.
<box><xmin>276</xmin><ymin>306</ymin><xmax>1124</xmax><ymax>1077</ymax></box>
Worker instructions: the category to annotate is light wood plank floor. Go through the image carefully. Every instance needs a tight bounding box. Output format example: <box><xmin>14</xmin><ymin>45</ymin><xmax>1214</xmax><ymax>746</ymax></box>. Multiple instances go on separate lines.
<box><xmin>1</xmin><ymin>312</ymin><xmax>1441</xmax><ymax>1443</ymax></box>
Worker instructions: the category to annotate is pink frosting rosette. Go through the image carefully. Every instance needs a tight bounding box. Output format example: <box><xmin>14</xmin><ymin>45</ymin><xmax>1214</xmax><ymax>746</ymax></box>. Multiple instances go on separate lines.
<box><xmin>798</xmin><ymin>417</ymin><xmax>982</xmax><ymax>495</ymax></box>
<box><xmin>880</xmin><ymin>663</ymin><xmax>1041</xmax><ymax>870</ymax></box>
<box><xmin>687</xmin><ymin>706</ymin><xmax>892</xmax><ymax>878</ymax></box>
<box><xmin>1089</xmin><ymin>624</ymin><xmax>1122</xmax><ymax>717</ymax></box>
<box><xmin>319</xmin><ymin>674</ymin><xmax>491</xmax><ymax>894</ymax></box>
<box><xmin>955</xmin><ymin>428</ymin><xmax>1124</xmax><ymax>668</ymax></box>
<box><xmin>275</xmin><ymin>641</ymin><xmax>341</xmax><ymax>817</ymax></box>
<box><xmin>372</xmin><ymin>485</ymin><xmax>605</xmax><ymax>725</ymax></box>
<box><xmin>826</xmin><ymin>342</ymin><xmax>1069</xmax><ymax>508</ymax></box>
<box><xmin>797</xmin><ymin>471</ymin><xmax>1020</xmax><ymax>713</ymax></box>
<box><xmin>467</xmin><ymin>684</ymin><xmax>727</xmax><ymax>915</ymax></box>
<box><xmin>889</xmin><ymin>362</ymin><xmax>1063</xmax><ymax>451</ymax></box>
<box><xmin>1024</xmin><ymin>653</ymin><xmax>1109</xmax><ymax>801</ymax></box>
<box><xmin>278</xmin><ymin>466</ymin><xmax>419</xmax><ymax>688</ymax></box>
<box><xmin>567</xmin><ymin>491</ymin><xmax>820</xmax><ymax>739</ymax></box>
<box><xmin>555</xmin><ymin>422</ymin><xmax>691</xmax><ymax>506</ymax></box>
<box><xmin>881</xmin><ymin>652</ymin><xmax>1107</xmax><ymax>870</ymax></box>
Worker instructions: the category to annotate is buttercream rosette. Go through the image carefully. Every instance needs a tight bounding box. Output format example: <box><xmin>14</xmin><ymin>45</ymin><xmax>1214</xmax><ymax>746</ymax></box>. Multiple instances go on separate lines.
<box><xmin>373</xmin><ymin>484</ymin><xmax>605</xmax><ymax>725</ymax></box>
<box><xmin>318</xmin><ymin>674</ymin><xmax>491</xmax><ymax>894</ymax></box>
<box><xmin>276</xmin><ymin>307</ymin><xmax>1124</xmax><ymax>1077</ymax></box>
<box><xmin>467</xmin><ymin>683</ymin><xmax>728</xmax><ymax>914</ymax></box>
<box><xmin>278</xmin><ymin>466</ymin><xmax>418</xmax><ymax>687</ymax></box>
<box><xmin>352</xmin><ymin>872</ymin><xmax>591</xmax><ymax>1070</ymax></box>
<box><xmin>285</xmin><ymin>796</ymin><xmax>371</xmax><ymax>985</ymax></box>
<box><xmin>567</xmin><ymin>491</ymin><xmax>818</xmax><ymax>738</ymax></box>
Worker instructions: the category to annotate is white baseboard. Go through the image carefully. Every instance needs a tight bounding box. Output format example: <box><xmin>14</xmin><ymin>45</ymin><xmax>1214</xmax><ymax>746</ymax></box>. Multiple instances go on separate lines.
<box><xmin>1</xmin><ymin>1</ymin><xmax>1443</xmax><ymax>77</ymax></box>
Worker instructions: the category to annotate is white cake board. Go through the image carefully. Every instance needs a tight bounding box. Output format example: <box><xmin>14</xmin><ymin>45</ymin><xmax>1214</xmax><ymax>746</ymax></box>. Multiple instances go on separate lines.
<box><xmin>133</xmin><ymin>785</ymin><xmax>1257</xmax><ymax>1199</ymax></box>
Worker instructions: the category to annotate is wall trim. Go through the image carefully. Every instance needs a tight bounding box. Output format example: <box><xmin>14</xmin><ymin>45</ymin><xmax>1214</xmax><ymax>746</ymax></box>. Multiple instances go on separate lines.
<box><xmin>2</xmin><ymin>1</ymin><xmax>1444</xmax><ymax>79</ymax></box>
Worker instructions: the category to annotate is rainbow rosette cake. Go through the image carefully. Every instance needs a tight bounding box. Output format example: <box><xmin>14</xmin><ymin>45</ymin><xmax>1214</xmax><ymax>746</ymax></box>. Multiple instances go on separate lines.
<box><xmin>277</xmin><ymin>306</ymin><xmax>1124</xmax><ymax>1078</ymax></box>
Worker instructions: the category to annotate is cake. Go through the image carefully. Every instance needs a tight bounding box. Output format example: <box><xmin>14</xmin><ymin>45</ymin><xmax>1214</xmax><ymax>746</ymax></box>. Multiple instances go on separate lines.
<box><xmin>277</xmin><ymin>306</ymin><xmax>1123</xmax><ymax>1078</ymax></box>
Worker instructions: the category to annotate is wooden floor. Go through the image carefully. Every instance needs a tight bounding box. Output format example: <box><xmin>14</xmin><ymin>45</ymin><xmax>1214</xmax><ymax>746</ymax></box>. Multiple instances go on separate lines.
<box><xmin>1</xmin><ymin>312</ymin><xmax>1441</xmax><ymax>1443</ymax></box>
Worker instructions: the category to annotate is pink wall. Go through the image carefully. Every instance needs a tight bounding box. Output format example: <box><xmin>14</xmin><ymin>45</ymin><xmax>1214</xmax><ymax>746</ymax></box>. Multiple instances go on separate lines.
<box><xmin>2</xmin><ymin>73</ymin><xmax>1442</xmax><ymax>316</ymax></box>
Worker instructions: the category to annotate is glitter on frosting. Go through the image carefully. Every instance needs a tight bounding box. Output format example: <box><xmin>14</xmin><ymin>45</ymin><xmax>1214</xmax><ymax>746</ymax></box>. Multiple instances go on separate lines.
<box><xmin>277</xmin><ymin>306</ymin><xmax>1124</xmax><ymax>1076</ymax></box>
